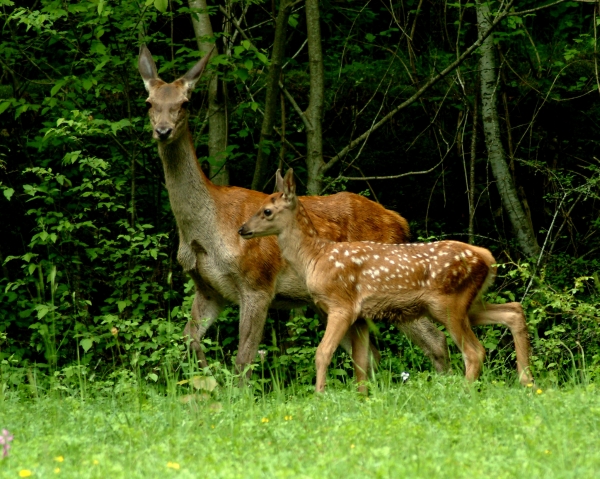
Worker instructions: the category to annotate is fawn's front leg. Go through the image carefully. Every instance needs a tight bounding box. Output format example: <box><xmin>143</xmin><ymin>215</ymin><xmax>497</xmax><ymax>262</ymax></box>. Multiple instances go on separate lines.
<box><xmin>315</xmin><ymin>309</ymin><xmax>356</xmax><ymax>392</ymax></box>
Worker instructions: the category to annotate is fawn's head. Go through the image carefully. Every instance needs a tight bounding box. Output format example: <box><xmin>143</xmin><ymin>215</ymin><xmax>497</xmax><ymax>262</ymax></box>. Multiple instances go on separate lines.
<box><xmin>138</xmin><ymin>45</ymin><xmax>211</xmax><ymax>144</ymax></box>
<box><xmin>239</xmin><ymin>169</ymin><xmax>298</xmax><ymax>239</ymax></box>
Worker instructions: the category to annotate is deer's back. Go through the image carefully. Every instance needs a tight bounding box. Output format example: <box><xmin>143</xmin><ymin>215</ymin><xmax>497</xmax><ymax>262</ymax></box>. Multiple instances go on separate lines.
<box><xmin>301</xmin><ymin>192</ymin><xmax>409</xmax><ymax>244</ymax></box>
<box><xmin>207</xmin><ymin>186</ymin><xmax>410</xmax><ymax>302</ymax></box>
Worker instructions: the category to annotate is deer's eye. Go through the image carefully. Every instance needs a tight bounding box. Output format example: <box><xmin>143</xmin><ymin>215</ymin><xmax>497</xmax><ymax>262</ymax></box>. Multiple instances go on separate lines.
<box><xmin>264</xmin><ymin>209</ymin><xmax>272</xmax><ymax>217</ymax></box>
<box><xmin>181</xmin><ymin>100</ymin><xmax>189</xmax><ymax>109</ymax></box>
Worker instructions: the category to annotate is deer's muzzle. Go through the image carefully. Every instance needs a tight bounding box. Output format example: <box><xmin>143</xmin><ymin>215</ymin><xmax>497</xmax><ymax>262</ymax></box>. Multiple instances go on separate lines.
<box><xmin>238</xmin><ymin>224</ymin><xmax>253</xmax><ymax>239</ymax></box>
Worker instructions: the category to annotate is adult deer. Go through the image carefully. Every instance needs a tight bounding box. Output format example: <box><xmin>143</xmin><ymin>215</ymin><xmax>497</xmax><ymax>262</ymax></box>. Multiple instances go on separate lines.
<box><xmin>138</xmin><ymin>46</ymin><xmax>450</xmax><ymax>375</ymax></box>
<box><xmin>239</xmin><ymin>169</ymin><xmax>533</xmax><ymax>392</ymax></box>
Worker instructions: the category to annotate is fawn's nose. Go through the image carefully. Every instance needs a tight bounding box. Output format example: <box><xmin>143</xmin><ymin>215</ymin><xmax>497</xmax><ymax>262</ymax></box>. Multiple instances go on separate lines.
<box><xmin>238</xmin><ymin>225</ymin><xmax>251</xmax><ymax>237</ymax></box>
<box><xmin>155</xmin><ymin>127</ymin><xmax>172</xmax><ymax>140</ymax></box>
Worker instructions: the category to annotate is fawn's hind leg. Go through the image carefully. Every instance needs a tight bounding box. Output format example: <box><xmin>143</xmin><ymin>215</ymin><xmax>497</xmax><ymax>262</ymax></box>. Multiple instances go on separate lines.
<box><xmin>430</xmin><ymin>300</ymin><xmax>485</xmax><ymax>382</ymax></box>
<box><xmin>469</xmin><ymin>301</ymin><xmax>533</xmax><ymax>385</ymax></box>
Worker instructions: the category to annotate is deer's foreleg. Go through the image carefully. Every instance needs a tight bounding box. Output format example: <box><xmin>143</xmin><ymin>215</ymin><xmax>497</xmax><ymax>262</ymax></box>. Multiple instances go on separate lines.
<box><xmin>236</xmin><ymin>292</ymin><xmax>273</xmax><ymax>378</ymax></box>
<box><xmin>315</xmin><ymin>309</ymin><xmax>356</xmax><ymax>392</ymax></box>
<box><xmin>184</xmin><ymin>289</ymin><xmax>226</xmax><ymax>368</ymax></box>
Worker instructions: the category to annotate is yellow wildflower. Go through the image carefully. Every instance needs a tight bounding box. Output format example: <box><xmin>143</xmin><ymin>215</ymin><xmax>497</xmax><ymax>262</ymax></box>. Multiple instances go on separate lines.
<box><xmin>284</xmin><ymin>415</ymin><xmax>292</xmax><ymax>421</ymax></box>
<box><xmin>93</xmin><ymin>460</ymin><xmax>99</xmax><ymax>465</ymax></box>
<box><xmin>54</xmin><ymin>456</ymin><xmax>64</xmax><ymax>463</ymax></box>
<box><xmin>19</xmin><ymin>471</ymin><xmax>33</xmax><ymax>478</ymax></box>
<box><xmin>261</xmin><ymin>417</ymin><xmax>269</xmax><ymax>423</ymax></box>
<box><xmin>526</xmin><ymin>383</ymin><xmax>533</xmax><ymax>388</ymax></box>
<box><xmin>536</xmin><ymin>389</ymin><xmax>543</xmax><ymax>395</ymax></box>
<box><xmin>54</xmin><ymin>468</ymin><xmax>60</xmax><ymax>474</ymax></box>
<box><xmin>350</xmin><ymin>444</ymin><xmax>355</xmax><ymax>449</ymax></box>
<box><xmin>166</xmin><ymin>462</ymin><xmax>180</xmax><ymax>470</ymax></box>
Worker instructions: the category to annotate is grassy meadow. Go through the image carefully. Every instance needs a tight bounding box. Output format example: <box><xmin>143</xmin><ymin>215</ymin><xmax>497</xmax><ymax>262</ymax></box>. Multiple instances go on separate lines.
<box><xmin>1</xmin><ymin>375</ymin><xmax>599</xmax><ymax>478</ymax></box>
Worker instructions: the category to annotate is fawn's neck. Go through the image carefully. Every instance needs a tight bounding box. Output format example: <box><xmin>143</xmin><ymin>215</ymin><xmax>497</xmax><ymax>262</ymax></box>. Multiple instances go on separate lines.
<box><xmin>277</xmin><ymin>203</ymin><xmax>329</xmax><ymax>280</ymax></box>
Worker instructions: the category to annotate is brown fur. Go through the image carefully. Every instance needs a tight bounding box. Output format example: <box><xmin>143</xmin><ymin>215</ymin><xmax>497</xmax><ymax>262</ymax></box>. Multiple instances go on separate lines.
<box><xmin>138</xmin><ymin>46</ymin><xmax>450</xmax><ymax>374</ymax></box>
<box><xmin>240</xmin><ymin>170</ymin><xmax>534</xmax><ymax>392</ymax></box>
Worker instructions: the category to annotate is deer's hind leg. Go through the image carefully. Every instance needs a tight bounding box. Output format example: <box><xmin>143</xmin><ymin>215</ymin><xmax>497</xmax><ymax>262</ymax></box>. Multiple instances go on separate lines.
<box><xmin>468</xmin><ymin>301</ymin><xmax>533</xmax><ymax>385</ymax></box>
<box><xmin>315</xmin><ymin>308</ymin><xmax>357</xmax><ymax>392</ymax></box>
<box><xmin>398</xmin><ymin>318</ymin><xmax>450</xmax><ymax>373</ymax></box>
<box><xmin>429</xmin><ymin>299</ymin><xmax>485</xmax><ymax>382</ymax></box>
<box><xmin>349</xmin><ymin>319</ymin><xmax>370</xmax><ymax>394</ymax></box>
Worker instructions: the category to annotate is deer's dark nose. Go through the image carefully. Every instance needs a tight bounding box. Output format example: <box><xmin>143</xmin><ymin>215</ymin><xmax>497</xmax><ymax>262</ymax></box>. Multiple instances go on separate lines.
<box><xmin>155</xmin><ymin>127</ymin><xmax>172</xmax><ymax>140</ymax></box>
<box><xmin>238</xmin><ymin>225</ymin><xmax>251</xmax><ymax>238</ymax></box>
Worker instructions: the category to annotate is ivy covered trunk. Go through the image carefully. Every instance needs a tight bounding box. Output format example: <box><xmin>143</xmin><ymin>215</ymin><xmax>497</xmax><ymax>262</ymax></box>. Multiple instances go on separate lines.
<box><xmin>476</xmin><ymin>0</ymin><xmax>540</xmax><ymax>258</ymax></box>
<box><xmin>304</xmin><ymin>0</ymin><xmax>325</xmax><ymax>196</ymax></box>
<box><xmin>189</xmin><ymin>0</ymin><xmax>229</xmax><ymax>186</ymax></box>
<box><xmin>251</xmin><ymin>0</ymin><xmax>293</xmax><ymax>192</ymax></box>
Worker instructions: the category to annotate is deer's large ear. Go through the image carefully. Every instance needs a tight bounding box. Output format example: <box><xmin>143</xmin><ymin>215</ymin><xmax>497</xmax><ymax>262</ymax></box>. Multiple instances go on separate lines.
<box><xmin>275</xmin><ymin>169</ymin><xmax>285</xmax><ymax>193</ymax></box>
<box><xmin>180</xmin><ymin>46</ymin><xmax>214</xmax><ymax>95</ymax></box>
<box><xmin>138</xmin><ymin>45</ymin><xmax>162</xmax><ymax>92</ymax></box>
<box><xmin>282</xmin><ymin>168</ymin><xmax>297</xmax><ymax>205</ymax></box>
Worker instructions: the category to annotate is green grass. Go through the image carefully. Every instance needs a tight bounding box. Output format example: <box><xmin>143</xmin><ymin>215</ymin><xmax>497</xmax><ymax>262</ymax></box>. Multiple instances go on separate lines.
<box><xmin>1</xmin><ymin>375</ymin><xmax>600</xmax><ymax>478</ymax></box>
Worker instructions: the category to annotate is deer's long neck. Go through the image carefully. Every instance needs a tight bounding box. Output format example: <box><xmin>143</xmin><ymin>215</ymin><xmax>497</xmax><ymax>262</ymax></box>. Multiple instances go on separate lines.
<box><xmin>158</xmin><ymin>130</ymin><xmax>217</xmax><ymax>243</ymax></box>
<box><xmin>277</xmin><ymin>203</ymin><xmax>328</xmax><ymax>281</ymax></box>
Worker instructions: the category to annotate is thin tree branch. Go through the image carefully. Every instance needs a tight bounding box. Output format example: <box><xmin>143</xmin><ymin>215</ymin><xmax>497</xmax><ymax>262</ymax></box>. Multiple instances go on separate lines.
<box><xmin>322</xmin><ymin>0</ymin><xmax>516</xmax><ymax>175</ymax></box>
<box><xmin>340</xmin><ymin>157</ymin><xmax>445</xmax><ymax>181</ymax></box>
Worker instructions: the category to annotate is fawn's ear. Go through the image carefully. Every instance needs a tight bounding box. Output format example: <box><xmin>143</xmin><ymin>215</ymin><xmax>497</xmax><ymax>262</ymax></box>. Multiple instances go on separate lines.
<box><xmin>275</xmin><ymin>169</ymin><xmax>285</xmax><ymax>193</ymax></box>
<box><xmin>138</xmin><ymin>45</ymin><xmax>163</xmax><ymax>92</ymax></box>
<box><xmin>282</xmin><ymin>168</ymin><xmax>297</xmax><ymax>205</ymax></box>
<box><xmin>179</xmin><ymin>46</ymin><xmax>214</xmax><ymax>97</ymax></box>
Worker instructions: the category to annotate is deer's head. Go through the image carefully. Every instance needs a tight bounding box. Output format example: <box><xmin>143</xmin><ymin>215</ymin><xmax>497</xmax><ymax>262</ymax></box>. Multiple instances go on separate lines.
<box><xmin>138</xmin><ymin>45</ymin><xmax>211</xmax><ymax>144</ymax></box>
<box><xmin>239</xmin><ymin>169</ymin><xmax>298</xmax><ymax>239</ymax></box>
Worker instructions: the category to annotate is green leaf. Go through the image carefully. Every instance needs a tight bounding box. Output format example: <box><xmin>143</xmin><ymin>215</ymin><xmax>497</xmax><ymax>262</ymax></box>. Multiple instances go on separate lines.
<box><xmin>192</xmin><ymin>376</ymin><xmax>217</xmax><ymax>391</ymax></box>
<box><xmin>117</xmin><ymin>301</ymin><xmax>127</xmax><ymax>312</ymax></box>
<box><xmin>51</xmin><ymin>79</ymin><xmax>67</xmax><ymax>97</ymax></box>
<box><xmin>154</xmin><ymin>0</ymin><xmax>168</xmax><ymax>13</ymax></box>
<box><xmin>147</xmin><ymin>373</ymin><xmax>158</xmax><ymax>382</ymax></box>
<box><xmin>3</xmin><ymin>188</ymin><xmax>14</xmax><ymax>201</ymax></box>
<box><xmin>0</xmin><ymin>101</ymin><xmax>12</xmax><ymax>115</ymax></box>
<box><xmin>80</xmin><ymin>338</ymin><xmax>93</xmax><ymax>352</ymax></box>
<box><xmin>36</xmin><ymin>305</ymin><xmax>49</xmax><ymax>320</ymax></box>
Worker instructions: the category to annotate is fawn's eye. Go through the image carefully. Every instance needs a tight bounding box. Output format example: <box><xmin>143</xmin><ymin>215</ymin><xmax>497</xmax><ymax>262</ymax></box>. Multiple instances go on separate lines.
<box><xmin>264</xmin><ymin>209</ymin><xmax>272</xmax><ymax>217</ymax></box>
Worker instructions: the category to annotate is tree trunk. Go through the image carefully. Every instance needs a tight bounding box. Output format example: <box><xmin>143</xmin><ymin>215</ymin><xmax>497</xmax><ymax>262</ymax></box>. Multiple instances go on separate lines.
<box><xmin>476</xmin><ymin>1</ymin><xmax>540</xmax><ymax>258</ymax></box>
<box><xmin>304</xmin><ymin>0</ymin><xmax>325</xmax><ymax>195</ymax></box>
<box><xmin>251</xmin><ymin>0</ymin><xmax>293</xmax><ymax>191</ymax></box>
<box><xmin>189</xmin><ymin>0</ymin><xmax>229</xmax><ymax>186</ymax></box>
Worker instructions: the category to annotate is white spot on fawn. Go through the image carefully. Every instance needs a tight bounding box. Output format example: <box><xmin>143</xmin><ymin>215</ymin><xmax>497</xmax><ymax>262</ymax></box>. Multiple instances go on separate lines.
<box><xmin>351</xmin><ymin>257</ymin><xmax>363</xmax><ymax>265</ymax></box>
<box><xmin>373</xmin><ymin>255</ymin><xmax>380</xmax><ymax>260</ymax></box>
<box><xmin>335</xmin><ymin>261</ymin><xmax>344</xmax><ymax>269</ymax></box>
